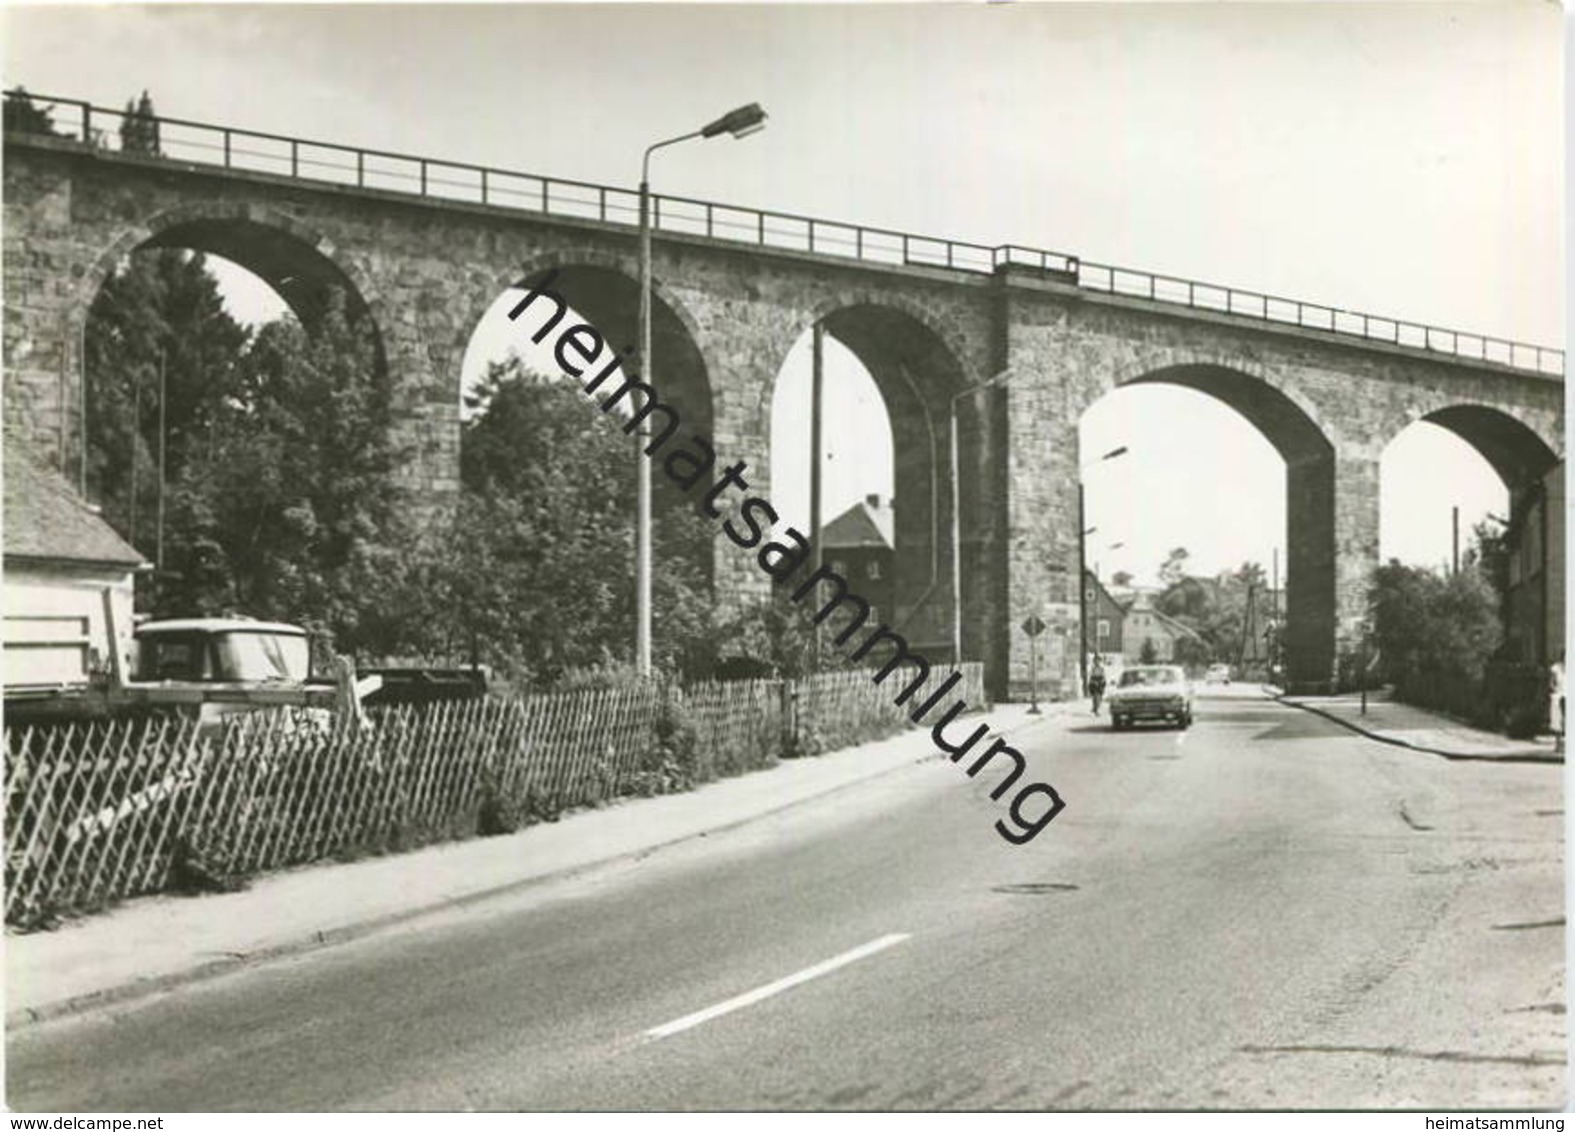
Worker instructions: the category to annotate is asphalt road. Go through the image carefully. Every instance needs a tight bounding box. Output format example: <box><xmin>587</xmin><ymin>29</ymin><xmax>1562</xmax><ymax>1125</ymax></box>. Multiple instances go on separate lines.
<box><xmin>8</xmin><ymin>689</ymin><xmax>1564</xmax><ymax>1111</ymax></box>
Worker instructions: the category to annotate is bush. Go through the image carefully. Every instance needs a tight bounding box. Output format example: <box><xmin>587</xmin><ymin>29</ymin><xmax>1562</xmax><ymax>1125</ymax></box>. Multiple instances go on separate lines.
<box><xmin>701</xmin><ymin>593</ymin><xmax>845</xmax><ymax>682</ymax></box>
<box><xmin>639</xmin><ymin>689</ymin><xmax>701</xmax><ymax>793</ymax></box>
<box><xmin>1482</xmin><ymin>658</ymin><xmax>1550</xmax><ymax>737</ymax></box>
<box><xmin>1334</xmin><ymin>645</ymin><xmax>1366</xmax><ymax>694</ymax></box>
<box><xmin>551</xmin><ymin>657</ymin><xmax>645</xmax><ymax>693</ymax></box>
<box><xmin>1369</xmin><ymin>560</ymin><xmax>1508</xmax><ymax>724</ymax></box>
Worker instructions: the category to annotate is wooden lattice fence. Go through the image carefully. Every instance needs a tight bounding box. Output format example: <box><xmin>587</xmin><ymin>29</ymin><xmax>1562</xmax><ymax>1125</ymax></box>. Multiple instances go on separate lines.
<box><xmin>790</xmin><ymin>663</ymin><xmax>990</xmax><ymax>755</ymax></box>
<box><xmin>5</xmin><ymin>663</ymin><xmax>986</xmax><ymax>926</ymax></box>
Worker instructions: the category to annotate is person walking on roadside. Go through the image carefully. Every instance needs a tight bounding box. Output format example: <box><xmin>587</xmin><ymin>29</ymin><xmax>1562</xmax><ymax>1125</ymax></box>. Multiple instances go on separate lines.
<box><xmin>1551</xmin><ymin>652</ymin><xmax>1565</xmax><ymax>753</ymax></box>
<box><xmin>1087</xmin><ymin>656</ymin><xmax>1107</xmax><ymax>715</ymax></box>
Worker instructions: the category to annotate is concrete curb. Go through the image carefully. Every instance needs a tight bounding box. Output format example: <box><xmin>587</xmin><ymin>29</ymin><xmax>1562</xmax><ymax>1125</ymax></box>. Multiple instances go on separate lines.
<box><xmin>1276</xmin><ymin>693</ymin><xmax>1563</xmax><ymax>765</ymax></box>
<box><xmin>8</xmin><ymin>705</ymin><xmax>1066</xmax><ymax>1030</ymax></box>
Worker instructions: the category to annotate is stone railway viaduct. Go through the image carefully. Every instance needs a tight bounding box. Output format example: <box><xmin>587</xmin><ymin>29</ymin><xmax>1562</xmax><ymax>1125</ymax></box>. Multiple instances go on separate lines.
<box><xmin>4</xmin><ymin>101</ymin><xmax>1564</xmax><ymax>697</ymax></box>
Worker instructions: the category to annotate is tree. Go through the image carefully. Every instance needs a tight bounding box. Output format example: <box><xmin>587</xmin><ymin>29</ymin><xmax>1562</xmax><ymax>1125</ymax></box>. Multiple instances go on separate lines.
<box><xmin>1467</xmin><ymin>516</ymin><xmax>1509</xmax><ymax>595</ymax></box>
<box><xmin>4</xmin><ymin>87</ymin><xmax>61</xmax><ymax>136</ymax></box>
<box><xmin>1139</xmin><ymin>638</ymin><xmax>1160</xmax><ymax>664</ymax></box>
<box><xmin>85</xmin><ymin>248</ymin><xmax>251</xmax><ymax>561</ymax></box>
<box><xmin>119</xmin><ymin>90</ymin><xmax>160</xmax><ymax>156</ymax></box>
<box><xmin>1158</xmin><ymin>547</ymin><xmax>1190</xmax><ymax>588</ymax></box>
<box><xmin>1369</xmin><ymin>560</ymin><xmax>1502</xmax><ymax>714</ymax></box>
<box><xmin>1156</xmin><ymin>575</ymin><xmax>1213</xmax><ymax>624</ymax></box>
<box><xmin>1234</xmin><ymin>560</ymin><xmax>1267</xmax><ymax>591</ymax></box>
<box><xmin>1110</xmin><ymin>570</ymin><xmax>1134</xmax><ymax>588</ymax></box>
<box><xmin>1173</xmin><ymin>635</ymin><xmax>1212</xmax><ymax>669</ymax></box>
<box><xmin>423</xmin><ymin>359</ymin><xmax>717</xmax><ymax>686</ymax></box>
<box><xmin>708</xmin><ymin>588</ymin><xmax>849</xmax><ymax>680</ymax></box>
<box><xmin>157</xmin><ymin>293</ymin><xmax>413</xmax><ymax>657</ymax></box>
<box><xmin>1154</xmin><ymin>560</ymin><xmax>1270</xmax><ymax>665</ymax></box>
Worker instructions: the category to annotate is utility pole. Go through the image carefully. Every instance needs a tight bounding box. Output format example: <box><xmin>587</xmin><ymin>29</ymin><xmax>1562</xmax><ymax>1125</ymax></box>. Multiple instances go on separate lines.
<box><xmin>1077</xmin><ymin>481</ymin><xmax>1088</xmax><ymax>694</ymax></box>
<box><xmin>129</xmin><ymin>363</ymin><xmax>141</xmax><ymax>549</ymax></box>
<box><xmin>1272</xmin><ymin>547</ymin><xmax>1281</xmax><ymax>680</ymax></box>
<box><xmin>1075</xmin><ymin>445</ymin><xmax>1127</xmax><ymax>696</ymax></box>
<box><xmin>1238</xmin><ymin>583</ymin><xmax>1256</xmax><ymax>669</ymax></box>
<box><xmin>809</xmin><ymin>321</ymin><xmax>825</xmax><ymax>656</ymax></box>
<box><xmin>949</xmin><ymin>394</ymin><xmax>963</xmax><ymax>666</ymax></box>
<box><xmin>157</xmin><ymin>348</ymin><xmax>167</xmax><ymax>572</ymax></box>
<box><xmin>1272</xmin><ymin>548</ymin><xmax>1279</xmax><ymax>620</ymax></box>
<box><xmin>809</xmin><ymin>325</ymin><xmax>824</xmax><ymax>573</ymax></box>
<box><xmin>79</xmin><ymin>319</ymin><xmax>88</xmax><ymax>497</ymax></box>
<box><xmin>1028</xmin><ymin>629</ymin><xmax>1040</xmax><ymax>715</ymax></box>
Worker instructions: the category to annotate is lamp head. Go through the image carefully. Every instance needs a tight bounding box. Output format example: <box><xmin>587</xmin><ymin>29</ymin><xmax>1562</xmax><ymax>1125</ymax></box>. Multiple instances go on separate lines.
<box><xmin>702</xmin><ymin>102</ymin><xmax>768</xmax><ymax>139</ymax></box>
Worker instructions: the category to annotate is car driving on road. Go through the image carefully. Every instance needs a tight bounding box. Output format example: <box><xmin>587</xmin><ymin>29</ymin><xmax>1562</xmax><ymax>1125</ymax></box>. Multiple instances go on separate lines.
<box><xmin>1108</xmin><ymin>664</ymin><xmax>1193</xmax><ymax>730</ymax></box>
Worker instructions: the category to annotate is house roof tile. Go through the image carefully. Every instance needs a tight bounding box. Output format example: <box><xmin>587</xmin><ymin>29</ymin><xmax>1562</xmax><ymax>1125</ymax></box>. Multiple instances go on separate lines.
<box><xmin>4</xmin><ymin>441</ymin><xmax>147</xmax><ymax>568</ymax></box>
<box><xmin>821</xmin><ymin>502</ymin><xmax>891</xmax><ymax>550</ymax></box>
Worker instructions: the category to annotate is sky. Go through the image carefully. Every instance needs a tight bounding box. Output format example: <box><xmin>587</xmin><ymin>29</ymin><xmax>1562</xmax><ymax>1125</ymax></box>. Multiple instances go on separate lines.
<box><xmin>5</xmin><ymin>2</ymin><xmax>1562</xmax><ymax>587</ymax></box>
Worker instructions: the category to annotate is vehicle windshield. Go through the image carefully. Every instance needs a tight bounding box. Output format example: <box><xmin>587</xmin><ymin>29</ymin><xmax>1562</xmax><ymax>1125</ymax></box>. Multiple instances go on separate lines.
<box><xmin>1118</xmin><ymin>666</ymin><xmax>1186</xmax><ymax>688</ymax></box>
<box><xmin>213</xmin><ymin>632</ymin><xmax>311</xmax><ymax>682</ymax></box>
<box><xmin>136</xmin><ymin>628</ymin><xmax>312</xmax><ymax>682</ymax></box>
<box><xmin>138</xmin><ymin>637</ymin><xmax>205</xmax><ymax>681</ymax></box>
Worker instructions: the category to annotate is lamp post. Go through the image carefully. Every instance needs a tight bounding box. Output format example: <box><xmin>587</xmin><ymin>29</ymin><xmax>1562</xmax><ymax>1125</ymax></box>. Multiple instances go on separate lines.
<box><xmin>637</xmin><ymin>102</ymin><xmax>766</xmax><ymax>676</ymax></box>
<box><xmin>1078</xmin><ymin>446</ymin><xmax>1128</xmax><ymax>691</ymax></box>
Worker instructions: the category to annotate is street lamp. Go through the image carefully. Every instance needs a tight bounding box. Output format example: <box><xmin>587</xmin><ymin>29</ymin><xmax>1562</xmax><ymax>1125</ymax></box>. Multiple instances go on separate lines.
<box><xmin>1095</xmin><ymin>541</ymin><xmax>1124</xmax><ymax>583</ymax></box>
<box><xmin>1079</xmin><ymin>445</ymin><xmax>1128</xmax><ymax>691</ymax></box>
<box><xmin>637</xmin><ymin>102</ymin><xmax>767</xmax><ymax>676</ymax></box>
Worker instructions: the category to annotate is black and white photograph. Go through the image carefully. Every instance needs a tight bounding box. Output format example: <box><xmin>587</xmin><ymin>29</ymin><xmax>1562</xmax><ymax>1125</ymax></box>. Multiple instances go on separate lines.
<box><xmin>1</xmin><ymin>1</ymin><xmax>1565</xmax><ymax>1117</ymax></box>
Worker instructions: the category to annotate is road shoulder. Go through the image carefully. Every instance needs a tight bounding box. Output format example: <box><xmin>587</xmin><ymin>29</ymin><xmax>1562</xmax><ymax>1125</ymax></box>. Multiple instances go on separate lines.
<box><xmin>6</xmin><ymin>702</ymin><xmax>1070</xmax><ymax>1028</ymax></box>
<box><xmin>1277</xmin><ymin>689</ymin><xmax>1561</xmax><ymax>764</ymax></box>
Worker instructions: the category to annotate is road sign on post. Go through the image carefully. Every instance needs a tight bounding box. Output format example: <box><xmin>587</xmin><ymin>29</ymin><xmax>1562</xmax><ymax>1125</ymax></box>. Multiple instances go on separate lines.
<box><xmin>1021</xmin><ymin>616</ymin><xmax>1045</xmax><ymax>713</ymax></box>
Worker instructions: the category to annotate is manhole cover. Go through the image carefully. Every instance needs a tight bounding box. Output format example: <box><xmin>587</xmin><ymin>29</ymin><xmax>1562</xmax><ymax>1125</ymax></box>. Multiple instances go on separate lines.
<box><xmin>991</xmin><ymin>882</ymin><xmax>1080</xmax><ymax>895</ymax></box>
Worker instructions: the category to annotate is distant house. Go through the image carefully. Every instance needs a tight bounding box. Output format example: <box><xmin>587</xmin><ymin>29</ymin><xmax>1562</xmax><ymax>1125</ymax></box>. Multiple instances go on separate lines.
<box><xmin>3</xmin><ymin>443</ymin><xmax>147</xmax><ymax>691</ymax></box>
<box><xmin>1082</xmin><ymin>569</ymin><xmax>1126</xmax><ymax>662</ymax></box>
<box><xmin>821</xmin><ymin>494</ymin><xmax>893</xmax><ymax>626</ymax></box>
<box><xmin>1118</xmin><ymin>590</ymin><xmax>1204</xmax><ymax>663</ymax></box>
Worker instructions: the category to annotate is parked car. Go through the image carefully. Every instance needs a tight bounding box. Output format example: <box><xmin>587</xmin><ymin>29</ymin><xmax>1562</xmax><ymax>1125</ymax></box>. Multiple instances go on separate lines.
<box><xmin>1109</xmin><ymin>664</ymin><xmax>1193</xmax><ymax>730</ymax></box>
<box><xmin>1205</xmin><ymin>663</ymin><xmax>1232</xmax><ymax>685</ymax></box>
<box><xmin>134</xmin><ymin>618</ymin><xmax>313</xmax><ymax>684</ymax></box>
<box><xmin>130</xmin><ymin>618</ymin><xmax>335</xmax><ymax>734</ymax></box>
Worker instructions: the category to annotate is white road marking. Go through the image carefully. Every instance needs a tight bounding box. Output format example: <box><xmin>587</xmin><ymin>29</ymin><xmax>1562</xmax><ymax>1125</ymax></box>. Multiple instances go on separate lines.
<box><xmin>644</xmin><ymin>932</ymin><xmax>912</xmax><ymax>1041</ymax></box>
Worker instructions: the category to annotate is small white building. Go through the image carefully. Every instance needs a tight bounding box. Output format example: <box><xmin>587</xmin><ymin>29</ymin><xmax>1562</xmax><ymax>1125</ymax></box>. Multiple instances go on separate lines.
<box><xmin>4</xmin><ymin>442</ymin><xmax>148</xmax><ymax>694</ymax></box>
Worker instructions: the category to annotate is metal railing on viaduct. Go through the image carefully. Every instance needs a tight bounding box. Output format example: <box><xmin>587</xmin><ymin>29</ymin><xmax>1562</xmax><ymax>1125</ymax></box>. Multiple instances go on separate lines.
<box><xmin>6</xmin><ymin>90</ymin><xmax>1564</xmax><ymax>377</ymax></box>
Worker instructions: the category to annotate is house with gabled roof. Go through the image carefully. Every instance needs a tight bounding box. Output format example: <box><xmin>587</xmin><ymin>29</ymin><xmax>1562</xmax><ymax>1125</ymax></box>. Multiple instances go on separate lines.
<box><xmin>1082</xmin><ymin>568</ymin><xmax>1127</xmax><ymax>664</ymax></box>
<box><xmin>1118</xmin><ymin>589</ymin><xmax>1205</xmax><ymax>664</ymax></box>
<box><xmin>4</xmin><ymin>441</ymin><xmax>148</xmax><ymax>693</ymax></box>
<box><xmin>821</xmin><ymin>494</ymin><xmax>894</xmax><ymax>628</ymax></box>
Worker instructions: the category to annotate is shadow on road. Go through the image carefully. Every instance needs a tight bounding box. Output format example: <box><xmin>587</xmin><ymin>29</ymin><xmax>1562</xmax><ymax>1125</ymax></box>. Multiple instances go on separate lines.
<box><xmin>1197</xmin><ymin>708</ymin><xmax>1337</xmax><ymax>741</ymax></box>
